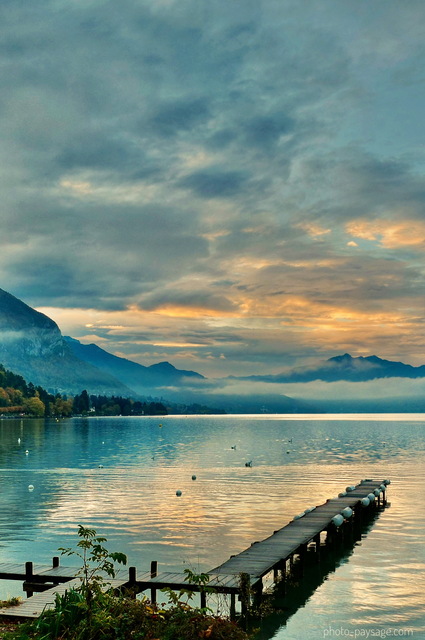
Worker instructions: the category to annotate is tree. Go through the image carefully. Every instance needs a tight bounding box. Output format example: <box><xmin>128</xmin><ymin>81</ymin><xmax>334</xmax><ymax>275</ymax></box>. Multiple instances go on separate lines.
<box><xmin>23</xmin><ymin>395</ymin><xmax>45</xmax><ymax>417</ymax></box>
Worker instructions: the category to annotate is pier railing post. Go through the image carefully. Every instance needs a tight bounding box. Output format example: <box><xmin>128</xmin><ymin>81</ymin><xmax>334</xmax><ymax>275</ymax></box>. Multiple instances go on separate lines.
<box><xmin>52</xmin><ymin>556</ymin><xmax>59</xmax><ymax>568</ymax></box>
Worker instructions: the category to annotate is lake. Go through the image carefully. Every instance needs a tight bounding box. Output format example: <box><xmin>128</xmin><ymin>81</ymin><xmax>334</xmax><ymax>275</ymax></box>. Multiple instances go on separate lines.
<box><xmin>0</xmin><ymin>414</ymin><xmax>424</xmax><ymax>639</ymax></box>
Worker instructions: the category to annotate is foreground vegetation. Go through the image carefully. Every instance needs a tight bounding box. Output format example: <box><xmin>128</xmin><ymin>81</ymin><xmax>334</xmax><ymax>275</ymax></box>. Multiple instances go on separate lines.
<box><xmin>2</xmin><ymin>526</ymin><xmax>249</xmax><ymax>640</ymax></box>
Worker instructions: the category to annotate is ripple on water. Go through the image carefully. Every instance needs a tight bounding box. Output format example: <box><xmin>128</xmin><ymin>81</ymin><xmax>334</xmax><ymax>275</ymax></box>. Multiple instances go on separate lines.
<box><xmin>0</xmin><ymin>415</ymin><xmax>424</xmax><ymax>638</ymax></box>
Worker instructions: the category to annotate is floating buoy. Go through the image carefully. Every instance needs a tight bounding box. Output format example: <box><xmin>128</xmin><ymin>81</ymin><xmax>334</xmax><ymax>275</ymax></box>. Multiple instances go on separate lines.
<box><xmin>176</xmin><ymin>490</ymin><xmax>182</xmax><ymax>496</ymax></box>
<box><xmin>341</xmin><ymin>507</ymin><xmax>353</xmax><ymax>519</ymax></box>
<box><xmin>191</xmin><ymin>475</ymin><xmax>197</xmax><ymax>480</ymax></box>
<box><xmin>231</xmin><ymin>445</ymin><xmax>236</xmax><ymax>450</ymax></box>
<box><xmin>28</xmin><ymin>485</ymin><xmax>34</xmax><ymax>491</ymax></box>
<box><xmin>383</xmin><ymin>479</ymin><xmax>391</xmax><ymax>486</ymax></box>
<box><xmin>361</xmin><ymin>497</ymin><xmax>370</xmax><ymax>507</ymax></box>
<box><xmin>379</xmin><ymin>484</ymin><xmax>386</xmax><ymax>491</ymax></box>
<box><xmin>293</xmin><ymin>513</ymin><xmax>304</xmax><ymax>520</ymax></box>
<box><xmin>332</xmin><ymin>514</ymin><xmax>344</xmax><ymax>527</ymax></box>
<box><xmin>304</xmin><ymin>506</ymin><xmax>316</xmax><ymax>514</ymax></box>
<box><xmin>245</xmin><ymin>461</ymin><xmax>252</xmax><ymax>467</ymax></box>
<box><xmin>345</xmin><ymin>485</ymin><xmax>356</xmax><ymax>492</ymax></box>
<box><xmin>98</xmin><ymin>464</ymin><xmax>104</xmax><ymax>468</ymax></box>
<box><xmin>286</xmin><ymin>450</ymin><xmax>290</xmax><ymax>454</ymax></box>
<box><xmin>373</xmin><ymin>488</ymin><xmax>381</xmax><ymax>497</ymax></box>
<box><xmin>102</xmin><ymin>441</ymin><xmax>105</xmax><ymax>445</ymax></box>
<box><xmin>338</xmin><ymin>492</ymin><xmax>346</xmax><ymax>497</ymax></box>
<box><xmin>25</xmin><ymin>450</ymin><xmax>29</xmax><ymax>455</ymax></box>
<box><xmin>367</xmin><ymin>493</ymin><xmax>375</xmax><ymax>502</ymax></box>
<box><xmin>159</xmin><ymin>424</ymin><xmax>163</xmax><ymax>428</ymax></box>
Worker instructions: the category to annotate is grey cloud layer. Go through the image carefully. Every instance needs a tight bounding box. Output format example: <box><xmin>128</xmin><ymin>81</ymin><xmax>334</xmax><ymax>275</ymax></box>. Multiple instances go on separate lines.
<box><xmin>1</xmin><ymin>0</ymin><xmax>425</xmax><ymax>374</ymax></box>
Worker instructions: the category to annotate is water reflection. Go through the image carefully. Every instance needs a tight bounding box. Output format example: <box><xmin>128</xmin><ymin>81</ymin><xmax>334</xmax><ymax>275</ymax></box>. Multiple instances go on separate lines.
<box><xmin>253</xmin><ymin>508</ymin><xmax>384</xmax><ymax>639</ymax></box>
<box><xmin>0</xmin><ymin>415</ymin><xmax>424</xmax><ymax>637</ymax></box>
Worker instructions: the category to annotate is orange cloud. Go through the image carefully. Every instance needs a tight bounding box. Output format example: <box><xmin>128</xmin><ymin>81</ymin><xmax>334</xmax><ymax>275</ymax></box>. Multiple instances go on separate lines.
<box><xmin>296</xmin><ymin>221</ymin><xmax>332</xmax><ymax>237</ymax></box>
<box><xmin>346</xmin><ymin>218</ymin><xmax>425</xmax><ymax>249</ymax></box>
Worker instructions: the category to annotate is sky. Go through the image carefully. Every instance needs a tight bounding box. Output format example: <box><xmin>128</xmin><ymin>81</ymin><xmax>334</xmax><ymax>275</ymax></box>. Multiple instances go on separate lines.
<box><xmin>1</xmin><ymin>0</ymin><xmax>425</xmax><ymax>386</ymax></box>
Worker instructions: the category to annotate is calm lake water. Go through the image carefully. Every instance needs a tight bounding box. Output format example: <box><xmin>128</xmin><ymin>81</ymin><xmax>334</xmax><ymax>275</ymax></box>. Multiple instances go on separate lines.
<box><xmin>0</xmin><ymin>414</ymin><xmax>424</xmax><ymax>639</ymax></box>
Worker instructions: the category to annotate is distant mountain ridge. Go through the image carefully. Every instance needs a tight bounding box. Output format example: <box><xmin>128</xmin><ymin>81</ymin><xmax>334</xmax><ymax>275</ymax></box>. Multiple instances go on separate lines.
<box><xmin>0</xmin><ymin>288</ymin><xmax>132</xmax><ymax>395</ymax></box>
<box><xmin>64</xmin><ymin>337</ymin><xmax>204</xmax><ymax>394</ymax></box>
<box><xmin>0</xmin><ymin>287</ymin><xmax>205</xmax><ymax>396</ymax></box>
<box><xmin>236</xmin><ymin>352</ymin><xmax>425</xmax><ymax>383</ymax></box>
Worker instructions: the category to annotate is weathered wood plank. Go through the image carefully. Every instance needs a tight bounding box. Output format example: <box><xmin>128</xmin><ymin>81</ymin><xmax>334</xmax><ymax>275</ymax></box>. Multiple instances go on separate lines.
<box><xmin>0</xmin><ymin>578</ymin><xmax>130</xmax><ymax>620</ymax></box>
<box><xmin>209</xmin><ymin>478</ymin><xmax>387</xmax><ymax>578</ymax></box>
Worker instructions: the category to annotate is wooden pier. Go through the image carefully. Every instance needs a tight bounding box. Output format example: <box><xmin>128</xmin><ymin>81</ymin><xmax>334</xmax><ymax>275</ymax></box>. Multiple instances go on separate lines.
<box><xmin>0</xmin><ymin>478</ymin><xmax>390</xmax><ymax>620</ymax></box>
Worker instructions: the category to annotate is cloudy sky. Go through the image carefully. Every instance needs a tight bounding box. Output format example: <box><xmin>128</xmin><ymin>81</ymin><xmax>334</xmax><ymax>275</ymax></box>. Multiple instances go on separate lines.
<box><xmin>2</xmin><ymin>0</ymin><xmax>425</xmax><ymax>381</ymax></box>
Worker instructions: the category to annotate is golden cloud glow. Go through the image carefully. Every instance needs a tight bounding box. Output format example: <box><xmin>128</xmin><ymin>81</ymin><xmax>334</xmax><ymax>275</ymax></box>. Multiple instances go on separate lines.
<box><xmin>296</xmin><ymin>222</ymin><xmax>332</xmax><ymax>237</ymax></box>
<box><xmin>346</xmin><ymin>218</ymin><xmax>425</xmax><ymax>249</ymax></box>
<box><xmin>59</xmin><ymin>173</ymin><xmax>160</xmax><ymax>204</ymax></box>
<box><xmin>152</xmin><ymin>305</ymin><xmax>240</xmax><ymax>319</ymax></box>
<box><xmin>152</xmin><ymin>341</ymin><xmax>206</xmax><ymax>348</ymax></box>
<box><xmin>60</xmin><ymin>179</ymin><xmax>93</xmax><ymax>194</ymax></box>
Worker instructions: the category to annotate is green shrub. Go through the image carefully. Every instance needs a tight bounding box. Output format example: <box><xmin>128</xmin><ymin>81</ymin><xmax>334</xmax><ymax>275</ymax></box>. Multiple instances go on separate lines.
<box><xmin>4</xmin><ymin>527</ymin><xmax>250</xmax><ymax>640</ymax></box>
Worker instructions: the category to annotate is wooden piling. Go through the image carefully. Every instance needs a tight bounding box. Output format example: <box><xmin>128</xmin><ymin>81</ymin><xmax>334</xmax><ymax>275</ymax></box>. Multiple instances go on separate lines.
<box><xmin>150</xmin><ymin>561</ymin><xmax>158</xmax><ymax>603</ymax></box>
<box><xmin>314</xmin><ymin>533</ymin><xmax>321</xmax><ymax>563</ymax></box>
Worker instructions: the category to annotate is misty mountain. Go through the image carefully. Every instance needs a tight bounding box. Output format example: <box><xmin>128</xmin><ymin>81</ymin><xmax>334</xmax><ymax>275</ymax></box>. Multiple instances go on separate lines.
<box><xmin>64</xmin><ymin>337</ymin><xmax>204</xmax><ymax>394</ymax></box>
<box><xmin>237</xmin><ymin>353</ymin><xmax>425</xmax><ymax>383</ymax></box>
<box><xmin>0</xmin><ymin>288</ymin><xmax>133</xmax><ymax>395</ymax></box>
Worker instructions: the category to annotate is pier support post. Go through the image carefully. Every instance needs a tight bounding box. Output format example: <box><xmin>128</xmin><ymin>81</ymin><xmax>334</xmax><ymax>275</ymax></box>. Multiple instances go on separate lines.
<box><xmin>25</xmin><ymin>562</ymin><xmax>34</xmax><ymax>598</ymax></box>
<box><xmin>52</xmin><ymin>556</ymin><xmax>59</xmax><ymax>568</ymax></box>
<box><xmin>239</xmin><ymin>573</ymin><xmax>251</xmax><ymax>617</ymax></box>
<box><xmin>298</xmin><ymin>543</ymin><xmax>308</xmax><ymax>575</ymax></box>
<box><xmin>274</xmin><ymin>559</ymin><xmax>287</xmax><ymax>595</ymax></box>
<box><xmin>314</xmin><ymin>534</ymin><xmax>321</xmax><ymax>563</ymax></box>
<box><xmin>125</xmin><ymin>566</ymin><xmax>137</xmax><ymax>598</ymax></box>
<box><xmin>150</xmin><ymin>560</ymin><xmax>158</xmax><ymax>604</ymax></box>
<box><xmin>230</xmin><ymin>592</ymin><xmax>236</xmax><ymax>620</ymax></box>
<box><xmin>129</xmin><ymin>566</ymin><xmax>136</xmax><ymax>584</ymax></box>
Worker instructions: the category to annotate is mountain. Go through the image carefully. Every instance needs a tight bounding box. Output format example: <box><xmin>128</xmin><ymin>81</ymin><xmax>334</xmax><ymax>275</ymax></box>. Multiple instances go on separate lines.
<box><xmin>0</xmin><ymin>286</ymin><xmax>205</xmax><ymax>397</ymax></box>
<box><xmin>0</xmin><ymin>288</ymin><xmax>133</xmax><ymax>395</ymax></box>
<box><xmin>236</xmin><ymin>353</ymin><xmax>425</xmax><ymax>383</ymax></box>
<box><xmin>64</xmin><ymin>337</ymin><xmax>204</xmax><ymax>394</ymax></box>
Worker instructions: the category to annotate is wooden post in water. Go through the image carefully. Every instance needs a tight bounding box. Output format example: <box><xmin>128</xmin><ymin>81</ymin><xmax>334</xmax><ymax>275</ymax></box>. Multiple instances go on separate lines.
<box><xmin>25</xmin><ymin>562</ymin><xmax>34</xmax><ymax>598</ymax></box>
<box><xmin>52</xmin><ymin>556</ymin><xmax>59</xmax><ymax>568</ymax></box>
<box><xmin>314</xmin><ymin>533</ymin><xmax>321</xmax><ymax>563</ymax></box>
<box><xmin>129</xmin><ymin>566</ymin><xmax>136</xmax><ymax>584</ymax></box>
<box><xmin>239</xmin><ymin>572</ymin><xmax>251</xmax><ymax>617</ymax></box>
<box><xmin>298</xmin><ymin>543</ymin><xmax>308</xmax><ymax>576</ymax></box>
<box><xmin>230</xmin><ymin>592</ymin><xmax>236</xmax><ymax>620</ymax></box>
<box><xmin>150</xmin><ymin>561</ymin><xmax>157</xmax><ymax>604</ymax></box>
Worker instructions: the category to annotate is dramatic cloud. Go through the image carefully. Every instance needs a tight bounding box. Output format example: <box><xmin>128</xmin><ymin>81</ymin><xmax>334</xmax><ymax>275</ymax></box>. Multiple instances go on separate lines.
<box><xmin>1</xmin><ymin>0</ymin><xmax>425</xmax><ymax>380</ymax></box>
